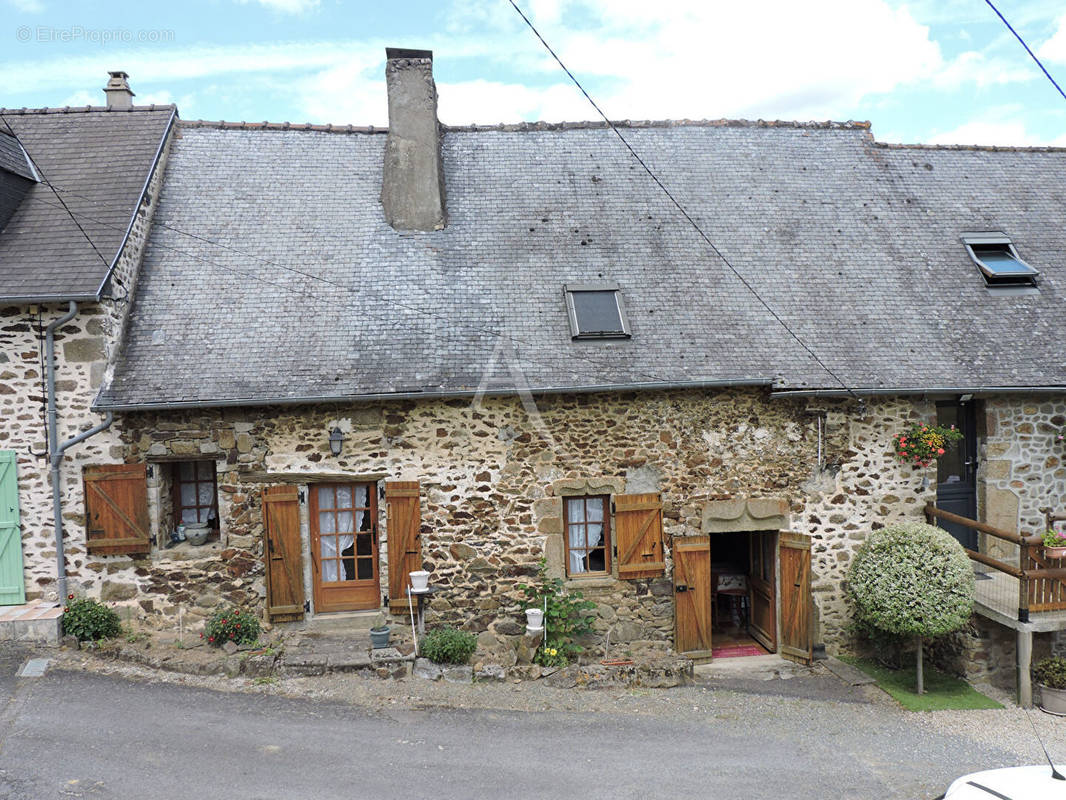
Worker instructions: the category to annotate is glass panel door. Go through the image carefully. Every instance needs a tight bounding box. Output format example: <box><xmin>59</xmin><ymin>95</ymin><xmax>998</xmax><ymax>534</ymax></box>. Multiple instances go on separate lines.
<box><xmin>311</xmin><ymin>482</ymin><xmax>379</xmax><ymax>612</ymax></box>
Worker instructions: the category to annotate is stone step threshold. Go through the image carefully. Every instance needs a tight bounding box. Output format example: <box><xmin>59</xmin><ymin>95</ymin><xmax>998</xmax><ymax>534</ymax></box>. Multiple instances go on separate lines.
<box><xmin>0</xmin><ymin>601</ymin><xmax>63</xmax><ymax>645</ymax></box>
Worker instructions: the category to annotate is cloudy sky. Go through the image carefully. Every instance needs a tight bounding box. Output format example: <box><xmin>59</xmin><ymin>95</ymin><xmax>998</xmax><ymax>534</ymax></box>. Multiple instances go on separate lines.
<box><xmin>3</xmin><ymin>0</ymin><xmax>1066</xmax><ymax>145</ymax></box>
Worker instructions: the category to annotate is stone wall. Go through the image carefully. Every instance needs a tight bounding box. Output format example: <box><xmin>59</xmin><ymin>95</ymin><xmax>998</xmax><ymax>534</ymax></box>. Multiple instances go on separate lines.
<box><xmin>88</xmin><ymin>389</ymin><xmax>937</xmax><ymax>650</ymax></box>
<box><xmin>2</xmin><ymin>122</ymin><xmax>173</xmax><ymax>601</ymax></box>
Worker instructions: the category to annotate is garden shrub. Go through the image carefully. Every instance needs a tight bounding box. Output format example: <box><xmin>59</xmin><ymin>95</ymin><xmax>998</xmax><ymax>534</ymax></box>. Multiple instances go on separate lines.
<box><xmin>419</xmin><ymin>626</ymin><xmax>477</xmax><ymax>664</ymax></box>
<box><xmin>202</xmin><ymin>606</ymin><xmax>260</xmax><ymax>647</ymax></box>
<box><xmin>62</xmin><ymin>595</ymin><xmax>122</xmax><ymax>642</ymax></box>
<box><xmin>1033</xmin><ymin>657</ymin><xmax>1066</xmax><ymax>689</ymax></box>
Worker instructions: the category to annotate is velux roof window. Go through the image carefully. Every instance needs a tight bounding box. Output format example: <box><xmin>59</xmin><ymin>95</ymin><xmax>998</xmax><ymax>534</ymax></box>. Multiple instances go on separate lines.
<box><xmin>962</xmin><ymin>233</ymin><xmax>1038</xmax><ymax>289</ymax></box>
<box><xmin>564</xmin><ymin>283</ymin><xmax>631</xmax><ymax>339</ymax></box>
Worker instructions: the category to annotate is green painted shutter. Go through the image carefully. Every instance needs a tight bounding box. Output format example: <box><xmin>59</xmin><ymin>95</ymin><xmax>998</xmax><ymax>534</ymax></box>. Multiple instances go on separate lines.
<box><xmin>0</xmin><ymin>451</ymin><xmax>25</xmax><ymax>605</ymax></box>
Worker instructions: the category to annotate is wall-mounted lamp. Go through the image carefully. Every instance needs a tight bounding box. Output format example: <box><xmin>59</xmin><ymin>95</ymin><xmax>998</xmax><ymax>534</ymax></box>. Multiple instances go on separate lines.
<box><xmin>328</xmin><ymin>427</ymin><xmax>345</xmax><ymax>457</ymax></box>
<box><xmin>959</xmin><ymin>393</ymin><xmax>974</xmax><ymax>403</ymax></box>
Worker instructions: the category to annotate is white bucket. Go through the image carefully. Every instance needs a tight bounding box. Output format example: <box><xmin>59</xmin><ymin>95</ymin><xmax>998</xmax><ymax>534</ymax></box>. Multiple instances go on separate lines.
<box><xmin>409</xmin><ymin>570</ymin><xmax>430</xmax><ymax>592</ymax></box>
<box><xmin>525</xmin><ymin>608</ymin><xmax>544</xmax><ymax>628</ymax></box>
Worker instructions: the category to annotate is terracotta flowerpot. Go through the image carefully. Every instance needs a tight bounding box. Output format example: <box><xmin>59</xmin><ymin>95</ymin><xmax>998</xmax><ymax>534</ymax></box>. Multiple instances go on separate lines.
<box><xmin>1037</xmin><ymin>684</ymin><xmax>1066</xmax><ymax>715</ymax></box>
<box><xmin>1043</xmin><ymin>546</ymin><xmax>1066</xmax><ymax>559</ymax></box>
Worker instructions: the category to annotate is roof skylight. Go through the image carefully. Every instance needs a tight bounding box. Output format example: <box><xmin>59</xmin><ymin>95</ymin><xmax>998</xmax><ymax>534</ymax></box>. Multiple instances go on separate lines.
<box><xmin>564</xmin><ymin>283</ymin><xmax>631</xmax><ymax>339</ymax></box>
<box><xmin>962</xmin><ymin>233</ymin><xmax>1038</xmax><ymax>288</ymax></box>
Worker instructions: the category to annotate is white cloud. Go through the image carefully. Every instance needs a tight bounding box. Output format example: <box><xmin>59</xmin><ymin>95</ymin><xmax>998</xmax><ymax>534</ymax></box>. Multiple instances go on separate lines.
<box><xmin>234</xmin><ymin>0</ymin><xmax>320</xmax><ymax>14</ymax></box>
<box><xmin>1038</xmin><ymin>13</ymin><xmax>1066</xmax><ymax>63</ymax></box>
<box><xmin>6</xmin><ymin>0</ymin><xmax>44</xmax><ymax>12</ymax></box>
<box><xmin>928</xmin><ymin>116</ymin><xmax>1066</xmax><ymax>146</ymax></box>
<box><xmin>932</xmin><ymin>50</ymin><xmax>1034</xmax><ymax>89</ymax></box>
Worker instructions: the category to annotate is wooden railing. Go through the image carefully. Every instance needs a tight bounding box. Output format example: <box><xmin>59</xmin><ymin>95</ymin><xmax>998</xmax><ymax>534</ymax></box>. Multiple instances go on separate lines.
<box><xmin>924</xmin><ymin>504</ymin><xmax>1066</xmax><ymax>620</ymax></box>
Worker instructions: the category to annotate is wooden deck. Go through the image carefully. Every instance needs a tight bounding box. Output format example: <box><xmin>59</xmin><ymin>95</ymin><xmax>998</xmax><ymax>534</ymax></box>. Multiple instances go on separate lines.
<box><xmin>973</xmin><ymin>566</ymin><xmax>1066</xmax><ymax>631</ymax></box>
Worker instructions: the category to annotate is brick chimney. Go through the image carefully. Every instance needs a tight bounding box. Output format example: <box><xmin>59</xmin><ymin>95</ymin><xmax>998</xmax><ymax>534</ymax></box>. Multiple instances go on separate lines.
<box><xmin>103</xmin><ymin>71</ymin><xmax>135</xmax><ymax>109</ymax></box>
<box><xmin>381</xmin><ymin>48</ymin><xmax>446</xmax><ymax>231</ymax></box>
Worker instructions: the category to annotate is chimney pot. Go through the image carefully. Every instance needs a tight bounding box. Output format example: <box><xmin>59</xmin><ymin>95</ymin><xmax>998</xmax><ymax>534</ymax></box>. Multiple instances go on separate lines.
<box><xmin>103</xmin><ymin>71</ymin><xmax>135</xmax><ymax>109</ymax></box>
<box><xmin>381</xmin><ymin>48</ymin><xmax>446</xmax><ymax>231</ymax></box>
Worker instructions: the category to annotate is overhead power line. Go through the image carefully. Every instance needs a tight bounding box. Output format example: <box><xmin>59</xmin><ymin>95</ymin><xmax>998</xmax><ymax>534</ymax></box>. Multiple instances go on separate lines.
<box><xmin>505</xmin><ymin>0</ymin><xmax>860</xmax><ymax>403</ymax></box>
<box><xmin>984</xmin><ymin>0</ymin><xmax>1066</xmax><ymax>104</ymax></box>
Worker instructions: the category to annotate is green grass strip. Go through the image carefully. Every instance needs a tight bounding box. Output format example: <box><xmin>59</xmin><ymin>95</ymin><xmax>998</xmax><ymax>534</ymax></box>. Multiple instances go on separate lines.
<box><xmin>839</xmin><ymin>655</ymin><xmax>1003</xmax><ymax>711</ymax></box>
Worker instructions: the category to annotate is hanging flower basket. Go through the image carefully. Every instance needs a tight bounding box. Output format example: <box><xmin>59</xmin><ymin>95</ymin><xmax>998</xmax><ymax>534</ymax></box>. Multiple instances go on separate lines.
<box><xmin>891</xmin><ymin>423</ymin><xmax>964</xmax><ymax>468</ymax></box>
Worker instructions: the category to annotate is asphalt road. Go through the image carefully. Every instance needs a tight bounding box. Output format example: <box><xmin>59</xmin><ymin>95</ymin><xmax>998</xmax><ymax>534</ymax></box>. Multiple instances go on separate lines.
<box><xmin>0</xmin><ymin>647</ymin><xmax>1030</xmax><ymax>800</ymax></box>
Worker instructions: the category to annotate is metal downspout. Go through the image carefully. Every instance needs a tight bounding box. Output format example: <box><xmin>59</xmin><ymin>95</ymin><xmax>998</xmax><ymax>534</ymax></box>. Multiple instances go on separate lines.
<box><xmin>46</xmin><ymin>301</ymin><xmax>114</xmax><ymax>600</ymax></box>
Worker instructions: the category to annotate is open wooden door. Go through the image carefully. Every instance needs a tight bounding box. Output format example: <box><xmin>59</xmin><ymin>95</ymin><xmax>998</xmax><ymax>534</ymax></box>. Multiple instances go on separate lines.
<box><xmin>385</xmin><ymin>481</ymin><xmax>422</xmax><ymax>613</ymax></box>
<box><xmin>748</xmin><ymin>532</ymin><xmax>776</xmax><ymax>652</ymax></box>
<box><xmin>673</xmin><ymin>535</ymin><xmax>712</xmax><ymax>659</ymax></box>
<box><xmin>263</xmin><ymin>485</ymin><xmax>304</xmax><ymax>622</ymax></box>
<box><xmin>779</xmin><ymin>531</ymin><xmax>812</xmax><ymax>664</ymax></box>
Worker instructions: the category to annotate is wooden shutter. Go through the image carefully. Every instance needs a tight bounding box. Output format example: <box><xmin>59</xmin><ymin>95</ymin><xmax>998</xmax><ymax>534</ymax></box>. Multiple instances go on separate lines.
<box><xmin>613</xmin><ymin>493</ymin><xmax>665</xmax><ymax>579</ymax></box>
<box><xmin>779</xmin><ymin>531</ymin><xmax>813</xmax><ymax>665</ymax></box>
<box><xmin>0</xmin><ymin>451</ymin><xmax>26</xmax><ymax>605</ymax></box>
<box><xmin>263</xmin><ymin>485</ymin><xmax>304</xmax><ymax>621</ymax></box>
<box><xmin>83</xmin><ymin>464</ymin><xmax>150</xmax><ymax>555</ymax></box>
<box><xmin>673</xmin><ymin>535</ymin><xmax>712</xmax><ymax>658</ymax></box>
<box><xmin>385</xmin><ymin>481</ymin><xmax>422</xmax><ymax>613</ymax></box>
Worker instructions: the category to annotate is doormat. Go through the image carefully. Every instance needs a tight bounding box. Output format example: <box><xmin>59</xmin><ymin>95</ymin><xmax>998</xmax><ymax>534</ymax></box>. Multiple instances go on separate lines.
<box><xmin>711</xmin><ymin>645</ymin><xmax>765</xmax><ymax>659</ymax></box>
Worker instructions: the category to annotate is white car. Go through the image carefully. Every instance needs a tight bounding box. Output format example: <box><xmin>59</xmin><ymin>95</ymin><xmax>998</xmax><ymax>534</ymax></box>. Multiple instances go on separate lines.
<box><xmin>940</xmin><ymin>765</ymin><xmax>1065</xmax><ymax>798</ymax></box>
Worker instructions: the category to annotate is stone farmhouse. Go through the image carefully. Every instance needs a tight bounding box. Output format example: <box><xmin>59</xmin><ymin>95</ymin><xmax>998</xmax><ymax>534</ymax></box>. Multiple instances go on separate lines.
<box><xmin>3</xmin><ymin>53</ymin><xmax>1066</xmax><ymax>701</ymax></box>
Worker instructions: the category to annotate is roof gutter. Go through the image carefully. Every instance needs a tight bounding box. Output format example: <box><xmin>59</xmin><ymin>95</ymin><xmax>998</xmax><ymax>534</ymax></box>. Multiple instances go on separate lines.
<box><xmin>94</xmin><ymin>378</ymin><xmax>773</xmax><ymax>413</ymax></box>
<box><xmin>0</xmin><ymin>293</ymin><xmax>98</xmax><ymax>304</ymax></box>
<box><xmin>94</xmin><ymin>105</ymin><xmax>177</xmax><ymax>301</ymax></box>
<box><xmin>771</xmin><ymin>385</ymin><xmax>1066</xmax><ymax>399</ymax></box>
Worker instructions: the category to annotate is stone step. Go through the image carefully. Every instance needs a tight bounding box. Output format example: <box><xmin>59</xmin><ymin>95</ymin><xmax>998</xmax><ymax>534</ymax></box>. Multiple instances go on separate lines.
<box><xmin>0</xmin><ymin>601</ymin><xmax>63</xmax><ymax>645</ymax></box>
<box><xmin>288</xmin><ymin>610</ymin><xmax>381</xmax><ymax>633</ymax></box>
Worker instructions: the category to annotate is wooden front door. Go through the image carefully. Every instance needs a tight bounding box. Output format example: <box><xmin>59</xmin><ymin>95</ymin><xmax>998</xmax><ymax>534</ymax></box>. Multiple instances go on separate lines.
<box><xmin>779</xmin><ymin>531</ymin><xmax>812</xmax><ymax>664</ymax></box>
<box><xmin>748</xmin><ymin>532</ymin><xmax>776</xmax><ymax>652</ymax></box>
<box><xmin>263</xmin><ymin>486</ymin><xmax>304</xmax><ymax>622</ymax></box>
<box><xmin>310</xmin><ymin>483</ymin><xmax>379</xmax><ymax>612</ymax></box>
<box><xmin>673</xmin><ymin>535</ymin><xmax>712</xmax><ymax>658</ymax></box>
<box><xmin>935</xmin><ymin>401</ymin><xmax>978</xmax><ymax>549</ymax></box>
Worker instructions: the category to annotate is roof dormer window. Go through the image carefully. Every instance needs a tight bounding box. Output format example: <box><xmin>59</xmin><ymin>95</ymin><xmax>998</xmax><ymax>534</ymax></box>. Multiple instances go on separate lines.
<box><xmin>564</xmin><ymin>283</ymin><xmax>631</xmax><ymax>339</ymax></box>
<box><xmin>962</xmin><ymin>233</ymin><xmax>1038</xmax><ymax>289</ymax></box>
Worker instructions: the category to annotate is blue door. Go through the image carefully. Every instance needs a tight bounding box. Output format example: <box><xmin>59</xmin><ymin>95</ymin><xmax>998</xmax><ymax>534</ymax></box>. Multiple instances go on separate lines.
<box><xmin>935</xmin><ymin>402</ymin><xmax>978</xmax><ymax>550</ymax></box>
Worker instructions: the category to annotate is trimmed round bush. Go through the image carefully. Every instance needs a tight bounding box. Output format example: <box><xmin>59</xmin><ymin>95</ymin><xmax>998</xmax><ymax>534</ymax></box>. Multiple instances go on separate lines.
<box><xmin>847</xmin><ymin>521</ymin><xmax>974</xmax><ymax>637</ymax></box>
<box><xmin>419</xmin><ymin>626</ymin><xmax>477</xmax><ymax>664</ymax></box>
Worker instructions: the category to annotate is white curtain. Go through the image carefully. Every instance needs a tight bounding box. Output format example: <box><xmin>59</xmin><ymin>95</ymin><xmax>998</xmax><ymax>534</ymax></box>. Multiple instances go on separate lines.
<box><xmin>318</xmin><ymin>485</ymin><xmax>365</xmax><ymax>582</ymax></box>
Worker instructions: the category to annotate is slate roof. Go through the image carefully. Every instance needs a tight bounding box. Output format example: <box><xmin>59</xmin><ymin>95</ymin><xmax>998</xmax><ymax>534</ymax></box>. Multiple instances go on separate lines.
<box><xmin>0</xmin><ymin>106</ymin><xmax>175</xmax><ymax>302</ymax></box>
<box><xmin>98</xmin><ymin>118</ymin><xmax>1066</xmax><ymax>409</ymax></box>
<box><xmin>0</xmin><ymin>130</ymin><xmax>34</xmax><ymax>180</ymax></box>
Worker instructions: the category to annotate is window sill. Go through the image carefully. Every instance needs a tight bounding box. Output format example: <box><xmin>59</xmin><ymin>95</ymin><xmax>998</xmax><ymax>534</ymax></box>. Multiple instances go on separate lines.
<box><xmin>564</xmin><ymin>576</ymin><xmax>616</xmax><ymax>590</ymax></box>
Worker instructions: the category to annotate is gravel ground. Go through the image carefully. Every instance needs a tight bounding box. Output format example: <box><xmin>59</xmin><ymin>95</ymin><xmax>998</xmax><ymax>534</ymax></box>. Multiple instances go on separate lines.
<box><xmin>58</xmin><ymin>648</ymin><xmax>1064</xmax><ymax>769</ymax></box>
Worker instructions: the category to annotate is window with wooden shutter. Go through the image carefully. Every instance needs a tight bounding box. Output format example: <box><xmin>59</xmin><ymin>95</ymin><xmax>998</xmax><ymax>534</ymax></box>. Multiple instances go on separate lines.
<box><xmin>613</xmin><ymin>493</ymin><xmax>665</xmax><ymax>579</ymax></box>
<box><xmin>83</xmin><ymin>464</ymin><xmax>151</xmax><ymax>556</ymax></box>
<box><xmin>385</xmin><ymin>481</ymin><xmax>422</xmax><ymax>612</ymax></box>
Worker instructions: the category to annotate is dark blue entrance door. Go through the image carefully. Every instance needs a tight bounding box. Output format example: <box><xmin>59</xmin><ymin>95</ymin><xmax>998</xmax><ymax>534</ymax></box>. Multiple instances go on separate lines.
<box><xmin>935</xmin><ymin>401</ymin><xmax>978</xmax><ymax>550</ymax></box>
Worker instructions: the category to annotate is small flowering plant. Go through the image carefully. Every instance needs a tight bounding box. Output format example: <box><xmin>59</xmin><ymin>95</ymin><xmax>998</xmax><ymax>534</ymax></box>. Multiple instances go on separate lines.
<box><xmin>534</xmin><ymin>643</ymin><xmax>569</xmax><ymax>668</ymax></box>
<box><xmin>62</xmin><ymin>594</ymin><xmax>121</xmax><ymax>642</ymax></box>
<box><xmin>202</xmin><ymin>606</ymin><xmax>260</xmax><ymax>647</ymax></box>
<box><xmin>1042</xmin><ymin>529</ymin><xmax>1066</xmax><ymax>549</ymax></box>
<box><xmin>891</xmin><ymin>422</ymin><xmax>964</xmax><ymax>468</ymax></box>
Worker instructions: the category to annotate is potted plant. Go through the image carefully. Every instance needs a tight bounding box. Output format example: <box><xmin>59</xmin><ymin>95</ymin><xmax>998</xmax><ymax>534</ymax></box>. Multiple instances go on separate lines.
<box><xmin>1032</xmin><ymin>656</ymin><xmax>1066</xmax><ymax>715</ymax></box>
<box><xmin>369</xmin><ymin>611</ymin><xmax>390</xmax><ymax>649</ymax></box>
<box><xmin>891</xmin><ymin>422</ymin><xmax>964</xmax><ymax>468</ymax></box>
<box><xmin>1042</xmin><ymin>529</ymin><xmax>1066</xmax><ymax>559</ymax></box>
